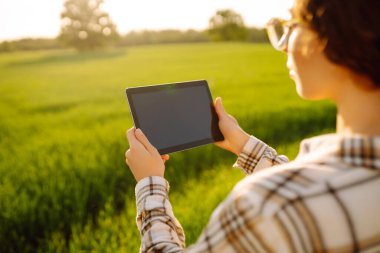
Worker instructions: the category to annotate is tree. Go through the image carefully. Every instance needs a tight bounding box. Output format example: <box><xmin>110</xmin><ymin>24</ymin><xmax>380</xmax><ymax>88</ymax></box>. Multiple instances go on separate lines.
<box><xmin>208</xmin><ymin>9</ymin><xmax>248</xmax><ymax>42</ymax></box>
<box><xmin>118</xmin><ymin>29</ymin><xmax>209</xmax><ymax>46</ymax></box>
<box><xmin>59</xmin><ymin>0</ymin><xmax>119</xmax><ymax>51</ymax></box>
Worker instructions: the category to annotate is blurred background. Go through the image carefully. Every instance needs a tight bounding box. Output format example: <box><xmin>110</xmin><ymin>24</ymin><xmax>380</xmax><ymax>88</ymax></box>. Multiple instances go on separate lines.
<box><xmin>0</xmin><ymin>0</ymin><xmax>335</xmax><ymax>252</ymax></box>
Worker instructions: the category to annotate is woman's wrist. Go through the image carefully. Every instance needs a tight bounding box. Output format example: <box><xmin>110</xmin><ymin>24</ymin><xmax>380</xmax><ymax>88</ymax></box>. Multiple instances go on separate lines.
<box><xmin>234</xmin><ymin>132</ymin><xmax>251</xmax><ymax>156</ymax></box>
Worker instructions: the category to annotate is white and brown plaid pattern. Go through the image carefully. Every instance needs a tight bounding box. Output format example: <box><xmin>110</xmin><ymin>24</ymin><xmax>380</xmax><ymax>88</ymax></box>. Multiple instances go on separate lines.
<box><xmin>233</xmin><ymin>135</ymin><xmax>289</xmax><ymax>174</ymax></box>
<box><xmin>135</xmin><ymin>134</ymin><xmax>380</xmax><ymax>252</ymax></box>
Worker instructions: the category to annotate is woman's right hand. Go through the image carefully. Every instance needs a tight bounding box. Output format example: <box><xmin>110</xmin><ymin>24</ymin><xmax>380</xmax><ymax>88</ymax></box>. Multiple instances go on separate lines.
<box><xmin>214</xmin><ymin>97</ymin><xmax>250</xmax><ymax>156</ymax></box>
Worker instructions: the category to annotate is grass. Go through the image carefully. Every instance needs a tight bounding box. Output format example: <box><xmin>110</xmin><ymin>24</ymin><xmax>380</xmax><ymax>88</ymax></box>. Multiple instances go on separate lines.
<box><xmin>0</xmin><ymin>43</ymin><xmax>335</xmax><ymax>252</ymax></box>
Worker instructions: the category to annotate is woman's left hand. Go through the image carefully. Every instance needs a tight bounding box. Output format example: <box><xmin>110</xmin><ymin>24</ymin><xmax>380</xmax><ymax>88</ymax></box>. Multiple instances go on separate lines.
<box><xmin>125</xmin><ymin>128</ymin><xmax>169</xmax><ymax>182</ymax></box>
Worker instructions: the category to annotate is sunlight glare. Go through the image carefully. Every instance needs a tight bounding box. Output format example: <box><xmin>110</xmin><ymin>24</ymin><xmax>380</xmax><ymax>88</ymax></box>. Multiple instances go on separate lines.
<box><xmin>0</xmin><ymin>0</ymin><xmax>293</xmax><ymax>41</ymax></box>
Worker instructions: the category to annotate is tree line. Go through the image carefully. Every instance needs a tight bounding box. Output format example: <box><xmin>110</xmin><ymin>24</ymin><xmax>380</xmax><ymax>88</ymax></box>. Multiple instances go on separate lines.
<box><xmin>0</xmin><ymin>0</ymin><xmax>268</xmax><ymax>53</ymax></box>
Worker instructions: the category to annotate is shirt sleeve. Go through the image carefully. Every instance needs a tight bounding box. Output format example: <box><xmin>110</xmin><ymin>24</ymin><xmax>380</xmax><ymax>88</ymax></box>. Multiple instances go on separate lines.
<box><xmin>135</xmin><ymin>175</ymin><xmax>296</xmax><ymax>253</ymax></box>
<box><xmin>233</xmin><ymin>135</ymin><xmax>289</xmax><ymax>175</ymax></box>
<box><xmin>135</xmin><ymin>176</ymin><xmax>185</xmax><ymax>253</ymax></box>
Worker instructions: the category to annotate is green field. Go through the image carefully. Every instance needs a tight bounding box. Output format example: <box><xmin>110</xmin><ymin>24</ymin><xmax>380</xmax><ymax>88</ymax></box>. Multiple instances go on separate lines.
<box><xmin>0</xmin><ymin>43</ymin><xmax>335</xmax><ymax>252</ymax></box>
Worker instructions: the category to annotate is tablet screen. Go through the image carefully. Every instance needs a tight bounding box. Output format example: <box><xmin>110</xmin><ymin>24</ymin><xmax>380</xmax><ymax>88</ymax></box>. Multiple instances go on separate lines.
<box><xmin>126</xmin><ymin>80</ymin><xmax>223</xmax><ymax>154</ymax></box>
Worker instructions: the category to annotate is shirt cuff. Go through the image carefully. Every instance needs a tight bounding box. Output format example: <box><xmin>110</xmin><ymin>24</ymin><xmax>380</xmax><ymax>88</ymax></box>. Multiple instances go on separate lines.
<box><xmin>233</xmin><ymin>135</ymin><xmax>269</xmax><ymax>175</ymax></box>
<box><xmin>135</xmin><ymin>176</ymin><xmax>170</xmax><ymax>217</ymax></box>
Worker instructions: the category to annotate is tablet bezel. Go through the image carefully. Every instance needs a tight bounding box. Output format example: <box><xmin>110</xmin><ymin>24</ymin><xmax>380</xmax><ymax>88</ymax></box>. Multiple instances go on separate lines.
<box><xmin>125</xmin><ymin>80</ymin><xmax>224</xmax><ymax>154</ymax></box>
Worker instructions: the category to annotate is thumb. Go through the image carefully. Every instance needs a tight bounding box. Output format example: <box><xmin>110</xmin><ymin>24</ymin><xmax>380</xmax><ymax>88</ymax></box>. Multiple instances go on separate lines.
<box><xmin>135</xmin><ymin>128</ymin><xmax>156</xmax><ymax>153</ymax></box>
<box><xmin>126</xmin><ymin>127</ymin><xmax>144</xmax><ymax>149</ymax></box>
<box><xmin>215</xmin><ymin>97</ymin><xmax>227</xmax><ymax>118</ymax></box>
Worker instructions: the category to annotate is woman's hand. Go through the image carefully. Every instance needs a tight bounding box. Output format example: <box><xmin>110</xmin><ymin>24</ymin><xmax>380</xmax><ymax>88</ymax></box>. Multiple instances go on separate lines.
<box><xmin>214</xmin><ymin>97</ymin><xmax>250</xmax><ymax>156</ymax></box>
<box><xmin>125</xmin><ymin>128</ymin><xmax>169</xmax><ymax>182</ymax></box>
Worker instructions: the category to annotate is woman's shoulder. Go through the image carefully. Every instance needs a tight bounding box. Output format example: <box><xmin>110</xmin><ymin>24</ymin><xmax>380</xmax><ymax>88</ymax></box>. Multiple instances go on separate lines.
<box><xmin>231</xmin><ymin>157</ymin><xmax>376</xmax><ymax>214</ymax></box>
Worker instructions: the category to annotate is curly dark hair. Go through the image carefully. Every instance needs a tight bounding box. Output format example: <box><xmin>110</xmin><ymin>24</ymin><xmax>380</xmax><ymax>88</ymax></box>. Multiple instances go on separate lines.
<box><xmin>294</xmin><ymin>0</ymin><xmax>380</xmax><ymax>88</ymax></box>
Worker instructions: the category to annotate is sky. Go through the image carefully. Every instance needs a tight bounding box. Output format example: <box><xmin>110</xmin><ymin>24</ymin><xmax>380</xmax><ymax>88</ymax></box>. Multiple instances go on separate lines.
<box><xmin>0</xmin><ymin>0</ymin><xmax>292</xmax><ymax>41</ymax></box>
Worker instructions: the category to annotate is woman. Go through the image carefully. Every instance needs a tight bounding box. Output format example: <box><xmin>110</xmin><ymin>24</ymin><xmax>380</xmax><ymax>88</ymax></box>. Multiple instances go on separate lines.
<box><xmin>125</xmin><ymin>0</ymin><xmax>380</xmax><ymax>252</ymax></box>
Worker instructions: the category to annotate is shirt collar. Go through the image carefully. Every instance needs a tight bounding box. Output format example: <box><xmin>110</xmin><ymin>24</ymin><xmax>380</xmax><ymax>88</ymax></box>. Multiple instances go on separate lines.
<box><xmin>297</xmin><ymin>133</ymin><xmax>380</xmax><ymax>170</ymax></box>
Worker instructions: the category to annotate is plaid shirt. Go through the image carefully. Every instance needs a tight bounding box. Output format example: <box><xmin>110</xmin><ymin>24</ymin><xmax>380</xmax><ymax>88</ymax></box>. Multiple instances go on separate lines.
<box><xmin>135</xmin><ymin>134</ymin><xmax>380</xmax><ymax>252</ymax></box>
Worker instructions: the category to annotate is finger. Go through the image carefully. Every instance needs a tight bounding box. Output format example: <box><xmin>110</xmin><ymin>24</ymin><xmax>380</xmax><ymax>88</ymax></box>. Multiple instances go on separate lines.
<box><xmin>161</xmin><ymin>154</ymin><xmax>170</xmax><ymax>161</ymax></box>
<box><xmin>125</xmin><ymin>151</ymin><xmax>131</xmax><ymax>165</ymax></box>
<box><xmin>135</xmin><ymin>128</ymin><xmax>156</xmax><ymax>153</ymax></box>
<box><xmin>126</xmin><ymin>128</ymin><xmax>144</xmax><ymax>150</ymax></box>
<box><xmin>214</xmin><ymin>97</ymin><xmax>227</xmax><ymax>119</ymax></box>
<box><xmin>126</xmin><ymin>127</ymin><xmax>135</xmax><ymax>137</ymax></box>
<box><xmin>125</xmin><ymin>149</ymin><xmax>130</xmax><ymax>158</ymax></box>
<box><xmin>126</xmin><ymin>127</ymin><xmax>136</xmax><ymax>142</ymax></box>
<box><xmin>125</xmin><ymin>157</ymin><xmax>130</xmax><ymax>166</ymax></box>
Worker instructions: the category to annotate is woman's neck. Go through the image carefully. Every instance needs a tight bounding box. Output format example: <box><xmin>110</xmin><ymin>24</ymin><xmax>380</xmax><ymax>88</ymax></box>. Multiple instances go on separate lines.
<box><xmin>336</xmin><ymin>76</ymin><xmax>380</xmax><ymax>136</ymax></box>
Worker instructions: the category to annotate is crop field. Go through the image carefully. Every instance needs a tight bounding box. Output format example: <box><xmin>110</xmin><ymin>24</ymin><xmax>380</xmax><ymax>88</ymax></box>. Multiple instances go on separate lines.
<box><xmin>0</xmin><ymin>43</ymin><xmax>335</xmax><ymax>252</ymax></box>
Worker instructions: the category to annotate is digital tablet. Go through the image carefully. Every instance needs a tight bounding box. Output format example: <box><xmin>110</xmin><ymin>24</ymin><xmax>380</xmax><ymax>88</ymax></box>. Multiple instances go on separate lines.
<box><xmin>125</xmin><ymin>80</ymin><xmax>224</xmax><ymax>154</ymax></box>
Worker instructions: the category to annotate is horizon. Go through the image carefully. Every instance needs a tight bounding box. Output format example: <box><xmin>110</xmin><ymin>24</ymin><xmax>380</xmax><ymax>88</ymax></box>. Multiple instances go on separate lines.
<box><xmin>0</xmin><ymin>0</ymin><xmax>292</xmax><ymax>42</ymax></box>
